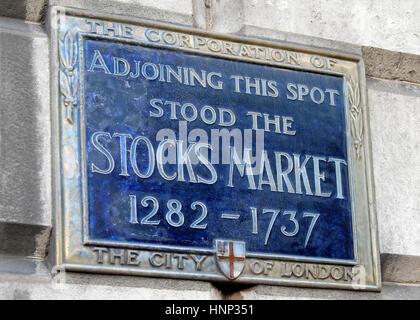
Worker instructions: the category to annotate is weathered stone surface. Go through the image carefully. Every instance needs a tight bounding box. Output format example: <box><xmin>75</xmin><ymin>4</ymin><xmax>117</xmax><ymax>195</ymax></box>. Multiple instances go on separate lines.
<box><xmin>0</xmin><ymin>223</ymin><xmax>51</xmax><ymax>258</ymax></box>
<box><xmin>1</xmin><ymin>259</ymin><xmax>419</xmax><ymax>299</ymax></box>
<box><xmin>237</xmin><ymin>25</ymin><xmax>362</xmax><ymax>56</ymax></box>
<box><xmin>193</xmin><ymin>2</ymin><xmax>363</xmax><ymax>60</ymax></box>
<box><xmin>381</xmin><ymin>254</ymin><xmax>420</xmax><ymax>285</ymax></box>
<box><xmin>0</xmin><ymin>255</ymin><xmax>51</xmax><ymax>278</ymax></box>
<box><xmin>0</xmin><ymin>0</ymin><xmax>47</xmax><ymax>22</ymax></box>
<box><xmin>0</xmin><ymin>17</ymin><xmax>52</xmax><ymax>258</ymax></box>
<box><xmin>241</xmin><ymin>0</ymin><xmax>420</xmax><ymax>55</ymax></box>
<box><xmin>135</xmin><ymin>0</ymin><xmax>193</xmax><ymax>15</ymax></box>
<box><xmin>48</xmin><ymin>0</ymin><xmax>194</xmax><ymax>26</ymax></box>
<box><xmin>0</xmin><ymin>17</ymin><xmax>51</xmax><ymax>228</ymax></box>
<box><xmin>363</xmin><ymin>46</ymin><xmax>420</xmax><ymax>85</ymax></box>
<box><xmin>367</xmin><ymin>78</ymin><xmax>420</xmax><ymax>256</ymax></box>
<box><xmin>202</xmin><ymin>0</ymin><xmax>244</xmax><ymax>33</ymax></box>
<box><xmin>1</xmin><ymin>0</ymin><xmax>195</xmax><ymax>25</ymax></box>
<box><xmin>227</xmin><ymin>282</ymin><xmax>420</xmax><ymax>300</ymax></box>
<box><xmin>192</xmin><ymin>0</ymin><xmax>206</xmax><ymax>29</ymax></box>
<box><xmin>0</xmin><ymin>268</ymin><xmax>222</xmax><ymax>299</ymax></box>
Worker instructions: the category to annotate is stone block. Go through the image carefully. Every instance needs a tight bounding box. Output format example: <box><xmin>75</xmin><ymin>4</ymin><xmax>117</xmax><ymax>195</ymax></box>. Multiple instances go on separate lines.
<box><xmin>0</xmin><ymin>17</ymin><xmax>51</xmax><ymax>257</ymax></box>
<box><xmin>207</xmin><ymin>0</ymin><xmax>244</xmax><ymax>33</ymax></box>
<box><xmin>236</xmin><ymin>24</ymin><xmax>362</xmax><ymax>56</ymax></box>
<box><xmin>0</xmin><ymin>0</ymin><xmax>47</xmax><ymax>22</ymax></box>
<box><xmin>381</xmin><ymin>254</ymin><xmax>420</xmax><ymax>284</ymax></box>
<box><xmin>363</xmin><ymin>46</ymin><xmax>420</xmax><ymax>85</ymax></box>
<box><xmin>367</xmin><ymin>78</ymin><xmax>420</xmax><ymax>256</ymax></box>
<box><xmin>242</xmin><ymin>0</ymin><xmax>420</xmax><ymax>55</ymax></box>
<box><xmin>226</xmin><ymin>282</ymin><xmax>420</xmax><ymax>300</ymax></box>
<box><xmin>48</xmin><ymin>0</ymin><xmax>194</xmax><ymax>26</ymax></box>
<box><xmin>0</xmin><ymin>269</ymin><xmax>222</xmax><ymax>299</ymax></box>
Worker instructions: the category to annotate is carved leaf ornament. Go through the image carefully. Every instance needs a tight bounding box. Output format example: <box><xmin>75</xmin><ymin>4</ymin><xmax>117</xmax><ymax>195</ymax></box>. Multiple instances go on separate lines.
<box><xmin>347</xmin><ymin>77</ymin><xmax>363</xmax><ymax>159</ymax></box>
<box><xmin>59</xmin><ymin>29</ymin><xmax>79</xmax><ymax>124</ymax></box>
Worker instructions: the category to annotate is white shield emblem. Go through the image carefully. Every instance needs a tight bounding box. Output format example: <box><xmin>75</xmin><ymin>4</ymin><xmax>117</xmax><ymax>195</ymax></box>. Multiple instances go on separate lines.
<box><xmin>215</xmin><ymin>240</ymin><xmax>246</xmax><ymax>280</ymax></box>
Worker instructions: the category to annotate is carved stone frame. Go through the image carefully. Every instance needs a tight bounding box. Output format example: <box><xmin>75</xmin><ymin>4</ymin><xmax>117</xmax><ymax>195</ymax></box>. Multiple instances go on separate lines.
<box><xmin>49</xmin><ymin>6</ymin><xmax>381</xmax><ymax>291</ymax></box>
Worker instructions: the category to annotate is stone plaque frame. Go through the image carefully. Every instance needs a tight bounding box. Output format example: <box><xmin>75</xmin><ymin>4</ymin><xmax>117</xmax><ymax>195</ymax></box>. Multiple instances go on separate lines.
<box><xmin>49</xmin><ymin>6</ymin><xmax>381</xmax><ymax>291</ymax></box>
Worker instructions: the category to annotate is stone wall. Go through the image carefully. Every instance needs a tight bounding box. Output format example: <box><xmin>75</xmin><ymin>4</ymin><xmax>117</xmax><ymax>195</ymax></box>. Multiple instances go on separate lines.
<box><xmin>0</xmin><ymin>0</ymin><xmax>419</xmax><ymax>299</ymax></box>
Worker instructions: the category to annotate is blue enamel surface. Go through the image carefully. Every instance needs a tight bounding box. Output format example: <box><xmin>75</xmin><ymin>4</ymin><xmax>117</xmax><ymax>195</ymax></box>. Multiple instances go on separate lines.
<box><xmin>83</xmin><ymin>38</ymin><xmax>354</xmax><ymax>261</ymax></box>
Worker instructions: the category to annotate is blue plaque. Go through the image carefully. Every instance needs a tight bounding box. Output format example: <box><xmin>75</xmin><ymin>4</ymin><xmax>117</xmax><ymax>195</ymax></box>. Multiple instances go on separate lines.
<box><xmin>84</xmin><ymin>38</ymin><xmax>353</xmax><ymax>261</ymax></box>
<box><xmin>54</xmin><ymin>9</ymin><xmax>381</xmax><ymax>290</ymax></box>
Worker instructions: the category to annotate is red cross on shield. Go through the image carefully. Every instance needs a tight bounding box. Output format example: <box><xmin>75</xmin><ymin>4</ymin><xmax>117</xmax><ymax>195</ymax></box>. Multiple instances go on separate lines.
<box><xmin>215</xmin><ymin>240</ymin><xmax>246</xmax><ymax>280</ymax></box>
